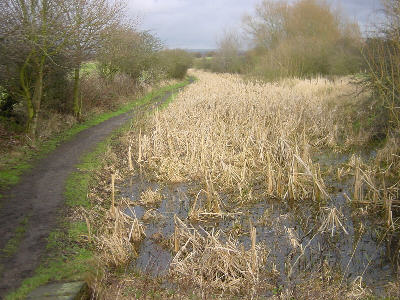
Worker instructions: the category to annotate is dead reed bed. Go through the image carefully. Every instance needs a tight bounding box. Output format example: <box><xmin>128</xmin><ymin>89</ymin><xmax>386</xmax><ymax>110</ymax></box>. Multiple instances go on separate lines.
<box><xmin>84</xmin><ymin>70</ymin><xmax>400</xmax><ymax>298</ymax></box>
<box><xmin>123</xmin><ymin>70</ymin><xmax>399</xmax><ymax>296</ymax></box>
<box><xmin>132</xmin><ymin>70</ymin><xmax>355</xmax><ymax>210</ymax></box>
<box><xmin>131</xmin><ymin>70</ymin><xmax>399</xmax><ymax>230</ymax></box>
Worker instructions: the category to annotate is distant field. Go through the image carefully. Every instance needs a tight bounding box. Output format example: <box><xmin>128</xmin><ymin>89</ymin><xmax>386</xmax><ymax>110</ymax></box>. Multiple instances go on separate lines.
<box><xmin>80</xmin><ymin>61</ymin><xmax>98</xmax><ymax>76</ymax></box>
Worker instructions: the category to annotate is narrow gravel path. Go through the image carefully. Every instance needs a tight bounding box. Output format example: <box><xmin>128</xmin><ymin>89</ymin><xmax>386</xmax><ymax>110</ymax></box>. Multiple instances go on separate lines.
<box><xmin>0</xmin><ymin>88</ymin><xmax>181</xmax><ymax>297</ymax></box>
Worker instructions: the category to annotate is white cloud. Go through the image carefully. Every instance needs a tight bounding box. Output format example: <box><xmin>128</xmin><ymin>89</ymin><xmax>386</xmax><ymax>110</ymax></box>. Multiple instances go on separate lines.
<box><xmin>129</xmin><ymin>0</ymin><xmax>186</xmax><ymax>14</ymax></box>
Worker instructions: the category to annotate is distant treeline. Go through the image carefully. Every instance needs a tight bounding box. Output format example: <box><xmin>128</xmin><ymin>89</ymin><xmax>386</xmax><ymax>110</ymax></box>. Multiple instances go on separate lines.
<box><xmin>0</xmin><ymin>0</ymin><xmax>193</xmax><ymax>138</ymax></box>
<box><xmin>196</xmin><ymin>0</ymin><xmax>363</xmax><ymax>78</ymax></box>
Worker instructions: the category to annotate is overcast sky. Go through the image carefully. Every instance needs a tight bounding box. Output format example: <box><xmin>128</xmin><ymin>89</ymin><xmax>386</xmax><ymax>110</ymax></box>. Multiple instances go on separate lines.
<box><xmin>127</xmin><ymin>0</ymin><xmax>383</xmax><ymax>49</ymax></box>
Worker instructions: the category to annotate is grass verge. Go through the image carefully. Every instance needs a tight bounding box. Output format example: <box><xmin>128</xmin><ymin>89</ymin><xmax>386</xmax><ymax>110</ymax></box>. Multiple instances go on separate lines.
<box><xmin>4</xmin><ymin>77</ymin><xmax>192</xmax><ymax>300</ymax></box>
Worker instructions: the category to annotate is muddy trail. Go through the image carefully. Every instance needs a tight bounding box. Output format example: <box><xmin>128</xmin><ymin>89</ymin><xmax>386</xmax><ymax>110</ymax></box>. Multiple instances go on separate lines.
<box><xmin>0</xmin><ymin>84</ymin><xmax>189</xmax><ymax>298</ymax></box>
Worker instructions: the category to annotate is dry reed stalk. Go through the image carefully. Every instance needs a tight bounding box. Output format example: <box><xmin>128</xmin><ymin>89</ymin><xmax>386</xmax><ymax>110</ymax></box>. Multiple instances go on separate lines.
<box><xmin>319</xmin><ymin>207</ymin><xmax>349</xmax><ymax>236</ymax></box>
<box><xmin>111</xmin><ymin>174</ymin><xmax>115</xmax><ymax>214</ymax></box>
<box><xmin>205</xmin><ymin>176</ymin><xmax>213</xmax><ymax>211</ymax></box>
<box><xmin>128</xmin><ymin>143</ymin><xmax>133</xmax><ymax>171</ymax></box>
<box><xmin>267</xmin><ymin>151</ymin><xmax>273</xmax><ymax>194</ymax></box>
<box><xmin>386</xmin><ymin>194</ymin><xmax>394</xmax><ymax>229</ymax></box>
<box><xmin>337</xmin><ymin>167</ymin><xmax>343</xmax><ymax>181</ymax></box>
<box><xmin>291</xmin><ymin>157</ymin><xmax>298</xmax><ymax>199</ymax></box>
<box><xmin>382</xmin><ymin>178</ymin><xmax>389</xmax><ymax>216</ymax></box>
<box><xmin>354</xmin><ymin>157</ymin><xmax>362</xmax><ymax>201</ymax></box>
<box><xmin>137</xmin><ymin>129</ymin><xmax>142</xmax><ymax>163</ymax></box>
<box><xmin>188</xmin><ymin>190</ymin><xmax>202</xmax><ymax>220</ymax></box>
<box><xmin>174</xmin><ymin>225</ymin><xmax>180</xmax><ymax>253</ymax></box>
<box><xmin>250</xmin><ymin>226</ymin><xmax>257</xmax><ymax>272</ymax></box>
<box><xmin>85</xmin><ymin>216</ymin><xmax>92</xmax><ymax>243</ymax></box>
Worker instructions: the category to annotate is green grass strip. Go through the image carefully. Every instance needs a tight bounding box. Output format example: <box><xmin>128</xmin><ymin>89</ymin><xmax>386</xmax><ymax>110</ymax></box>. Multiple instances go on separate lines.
<box><xmin>4</xmin><ymin>77</ymin><xmax>192</xmax><ymax>300</ymax></box>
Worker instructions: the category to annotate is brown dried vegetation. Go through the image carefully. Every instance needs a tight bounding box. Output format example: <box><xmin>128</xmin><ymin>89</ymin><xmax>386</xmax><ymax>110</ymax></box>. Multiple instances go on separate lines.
<box><xmin>86</xmin><ymin>69</ymin><xmax>400</xmax><ymax>298</ymax></box>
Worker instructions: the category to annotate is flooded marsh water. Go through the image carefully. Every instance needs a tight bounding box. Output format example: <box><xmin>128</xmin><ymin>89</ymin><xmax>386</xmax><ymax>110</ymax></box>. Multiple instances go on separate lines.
<box><xmin>119</xmin><ymin>163</ymin><xmax>395</xmax><ymax>296</ymax></box>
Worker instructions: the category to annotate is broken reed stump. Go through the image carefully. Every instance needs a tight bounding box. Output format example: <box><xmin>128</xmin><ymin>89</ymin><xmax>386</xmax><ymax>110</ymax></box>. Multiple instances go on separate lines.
<box><xmin>354</xmin><ymin>157</ymin><xmax>362</xmax><ymax>201</ymax></box>
<box><xmin>85</xmin><ymin>216</ymin><xmax>92</xmax><ymax>243</ymax></box>
<box><xmin>128</xmin><ymin>144</ymin><xmax>133</xmax><ymax>171</ymax></box>
<box><xmin>250</xmin><ymin>226</ymin><xmax>257</xmax><ymax>272</ymax></box>
<box><xmin>174</xmin><ymin>226</ymin><xmax>180</xmax><ymax>253</ymax></box>
<box><xmin>111</xmin><ymin>174</ymin><xmax>115</xmax><ymax>214</ymax></box>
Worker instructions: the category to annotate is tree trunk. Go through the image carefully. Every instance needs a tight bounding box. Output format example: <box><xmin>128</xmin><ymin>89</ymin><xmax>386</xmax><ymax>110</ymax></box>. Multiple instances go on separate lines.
<box><xmin>73</xmin><ymin>65</ymin><xmax>81</xmax><ymax>119</ymax></box>
<box><xmin>20</xmin><ymin>52</ymin><xmax>45</xmax><ymax>139</ymax></box>
<box><xmin>19</xmin><ymin>57</ymin><xmax>35</xmax><ymax>136</ymax></box>
<box><xmin>30</xmin><ymin>61</ymin><xmax>44</xmax><ymax>138</ymax></box>
<box><xmin>24</xmin><ymin>99</ymin><xmax>35</xmax><ymax>137</ymax></box>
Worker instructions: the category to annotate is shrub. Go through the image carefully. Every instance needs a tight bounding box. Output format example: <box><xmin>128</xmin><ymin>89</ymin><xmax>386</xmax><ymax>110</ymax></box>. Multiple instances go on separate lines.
<box><xmin>363</xmin><ymin>0</ymin><xmax>400</xmax><ymax>130</ymax></box>
<box><xmin>97</xmin><ymin>27</ymin><xmax>163</xmax><ymax>83</ymax></box>
<box><xmin>158</xmin><ymin>49</ymin><xmax>193</xmax><ymax>79</ymax></box>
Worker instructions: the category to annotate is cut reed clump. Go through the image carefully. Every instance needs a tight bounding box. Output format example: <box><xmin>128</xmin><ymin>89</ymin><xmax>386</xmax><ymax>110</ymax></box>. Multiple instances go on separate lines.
<box><xmin>139</xmin><ymin>188</ymin><xmax>163</xmax><ymax>207</ymax></box>
<box><xmin>170</xmin><ymin>216</ymin><xmax>270</xmax><ymax>296</ymax></box>
<box><xmin>319</xmin><ymin>206</ymin><xmax>349</xmax><ymax>237</ymax></box>
<box><xmin>82</xmin><ymin>167</ymin><xmax>146</xmax><ymax>270</ymax></box>
<box><xmin>92</xmin><ymin>204</ymin><xmax>145</xmax><ymax>268</ymax></box>
<box><xmin>346</xmin><ymin>149</ymin><xmax>399</xmax><ymax>231</ymax></box>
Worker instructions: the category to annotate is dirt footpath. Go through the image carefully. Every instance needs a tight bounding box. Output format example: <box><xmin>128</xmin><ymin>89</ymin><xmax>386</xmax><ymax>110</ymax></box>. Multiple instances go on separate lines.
<box><xmin>0</xmin><ymin>88</ymin><xmax>180</xmax><ymax>297</ymax></box>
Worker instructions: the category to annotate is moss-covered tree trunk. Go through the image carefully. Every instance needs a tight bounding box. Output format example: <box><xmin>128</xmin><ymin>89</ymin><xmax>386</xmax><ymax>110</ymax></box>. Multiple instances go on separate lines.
<box><xmin>73</xmin><ymin>64</ymin><xmax>81</xmax><ymax>120</ymax></box>
<box><xmin>19</xmin><ymin>55</ymin><xmax>45</xmax><ymax>139</ymax></box>
<box><xmin>30</xmin><ymin>58</ymin><xmax>45</xmax><ymax>138</ymax></box>
<box><xmin>20</xmin><ymin>65</ymin><xmax>34</xmax><ymax>136</ymax></box>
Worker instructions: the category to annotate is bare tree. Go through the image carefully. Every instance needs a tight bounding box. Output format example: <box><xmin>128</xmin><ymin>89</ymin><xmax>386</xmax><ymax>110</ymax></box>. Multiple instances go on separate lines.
<box><xmin>0</xmin><ymin>0</ymin><xmax>74</xmax><ymax>137</ymax></box>
<box><xmin>97</xmin><ymin>26</ymin><xmax>163</xmax><ymax>83</ymax></box>
<box><xmin>242</xmin><ymin>0</ymin><xmax>289</xmax><ymax>50</ymax></box>
<box><xmin>0</xmin><ymin>0</ymin><xmax>127</xmax><ymax>136</ymax></box>
<box><xmin>213</xmin><ymin>30</ymin><xmax>243</xmax><ymax>73</ymax></box>
<box><xmin>63</xmin><ymin>0</ymin><xmax>126</xmax><ymax>119</ymax></box>
<box><xmin>363</xmin><ymin>0</ymin><xmax>400</xmax><ymax>127</ymax></box>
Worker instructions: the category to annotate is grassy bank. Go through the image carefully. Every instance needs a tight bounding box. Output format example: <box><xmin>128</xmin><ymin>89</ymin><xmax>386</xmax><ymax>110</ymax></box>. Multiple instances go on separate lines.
<box><xmin>0</xmin><ymin>78</ymin><xmax>192</xmax><ymax>196</ymax></box>
<box><xmin>4</xmin><ymin>77</ymin><xmax>192</xmax><ymax>300</ymax></box>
